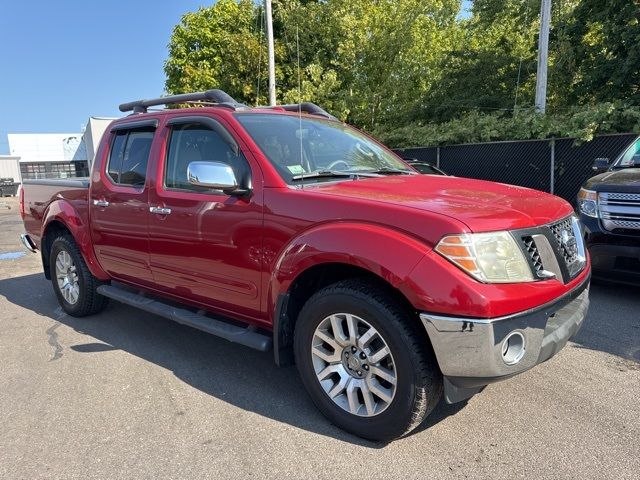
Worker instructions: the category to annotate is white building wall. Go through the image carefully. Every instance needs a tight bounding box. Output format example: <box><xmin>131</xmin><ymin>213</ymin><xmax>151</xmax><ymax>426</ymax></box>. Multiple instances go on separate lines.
<box><xmin>8</xmin><ymin>133</ymin><xmax>87</xmax><ymax>163</ymax></box>
<box><xmin>0</xmin><ymin>156</ymin><xmax>21</xmax><ymax>182</ymax></box>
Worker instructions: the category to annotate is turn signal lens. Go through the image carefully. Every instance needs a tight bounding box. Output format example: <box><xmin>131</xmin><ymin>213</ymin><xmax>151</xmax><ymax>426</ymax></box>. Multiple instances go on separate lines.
<box><xmin>436</xmin><ymin>232</ymin><xmax>534</xmax><ymax>283</ymax></box>
<box><xmin>577</xmin><ymin>188</ymin><xmax>598</xmax><ymax>218</ymax></box>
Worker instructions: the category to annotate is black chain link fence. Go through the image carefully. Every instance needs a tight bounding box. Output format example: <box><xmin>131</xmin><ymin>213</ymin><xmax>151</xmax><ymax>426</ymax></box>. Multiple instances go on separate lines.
<box><xmin>394</xmin><ymin>133</ymin><xmax>638</xmax><ymax>203</ymax></box>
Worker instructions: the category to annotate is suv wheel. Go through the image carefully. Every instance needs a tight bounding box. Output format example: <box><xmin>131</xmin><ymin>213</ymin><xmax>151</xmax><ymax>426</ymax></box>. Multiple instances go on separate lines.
<box><xmin>294</xmin><ymin>279</ymin><xmax>442</xmax><ymax>441</ymax></box>
<box><xmin>50</xmin><ymin>234</ymin><xmax>108</xmax><ymax>317</ymax></box>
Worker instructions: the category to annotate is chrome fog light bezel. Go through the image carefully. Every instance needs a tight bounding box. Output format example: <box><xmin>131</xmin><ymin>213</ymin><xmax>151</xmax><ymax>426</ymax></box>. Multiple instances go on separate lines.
<box><xmin>501</xmin><ymin>331</ymin><xmax>526</xmax><ymax>365</ymax></box>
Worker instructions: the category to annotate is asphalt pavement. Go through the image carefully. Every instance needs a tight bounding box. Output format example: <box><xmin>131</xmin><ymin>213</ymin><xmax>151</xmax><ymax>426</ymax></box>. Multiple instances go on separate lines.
<box><xmin>0</xmin><ymin>196</ymin><xmax>638</xmax><ymax>479</ymax></box>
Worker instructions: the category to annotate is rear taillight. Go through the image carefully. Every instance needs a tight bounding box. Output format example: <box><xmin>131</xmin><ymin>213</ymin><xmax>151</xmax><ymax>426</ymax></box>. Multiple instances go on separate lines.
<box><xmin>18</xmin><ymin>185</ymin><xmax>25</xmax><ymax>218</ymax></box>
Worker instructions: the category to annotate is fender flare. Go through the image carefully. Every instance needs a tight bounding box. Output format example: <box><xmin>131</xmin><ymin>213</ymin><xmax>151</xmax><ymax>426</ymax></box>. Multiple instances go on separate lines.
<box><xmin>268</xmin><ymin>222</ymin><xmax>431</xmax><ymax>364</ymax></box>
<box><xmin>41</xmin><ymin>199</ymin><xmax>109</xmax><ymax>281</ymax></box>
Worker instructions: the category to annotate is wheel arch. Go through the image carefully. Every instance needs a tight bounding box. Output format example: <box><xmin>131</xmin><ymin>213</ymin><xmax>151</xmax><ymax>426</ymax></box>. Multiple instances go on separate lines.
<box><xmin>41</xmin><ymin>220</ymin><xmax>73</xmax><ymax>279</ymax></box>
<box><xmin>40</xmin><ymin>201</ymin><xmax>109</xmax><ymax>281</ymax></box>
<box><xmin>269</xmin><ymin>222</ymin><xmax>433</xmax><ymax>366</ymax></box>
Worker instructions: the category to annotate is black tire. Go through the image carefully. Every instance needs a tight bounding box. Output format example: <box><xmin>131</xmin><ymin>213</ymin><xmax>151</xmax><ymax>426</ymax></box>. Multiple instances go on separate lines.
<box><xmin>294</xmin><ymin>279</ymin><xmax>442</xmax><ymax>441</ymax></box>
<box><xmin>49</xmin><ymin>234</ymin><xmax>109</xmax><ymax>317</ymax></box>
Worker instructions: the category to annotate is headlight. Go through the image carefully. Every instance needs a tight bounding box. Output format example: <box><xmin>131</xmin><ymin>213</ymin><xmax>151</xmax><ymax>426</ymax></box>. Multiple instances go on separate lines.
<box><xmin>577</xmin><ymin>188</ymin><xmax>598</xmax><ymax>218</ymax></box>
<box><xmin>435</xmin><ymin>231</ymin><xmax>534</xmax><ymax>283</ymax></box>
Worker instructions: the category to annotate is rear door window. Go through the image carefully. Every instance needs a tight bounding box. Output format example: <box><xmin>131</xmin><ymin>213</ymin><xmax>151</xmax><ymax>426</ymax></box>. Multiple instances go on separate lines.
<box><xmin>107</xmin><ymin>128</ymin><xmax>155</xmax><ymax>186</ymax></box>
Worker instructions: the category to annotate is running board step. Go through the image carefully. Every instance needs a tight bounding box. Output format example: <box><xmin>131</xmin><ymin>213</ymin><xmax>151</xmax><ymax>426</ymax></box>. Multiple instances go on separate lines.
<box><xmin>96</xmin><ymin>285</ymin><xmax>272</xmax><ymax>352</ymax></box>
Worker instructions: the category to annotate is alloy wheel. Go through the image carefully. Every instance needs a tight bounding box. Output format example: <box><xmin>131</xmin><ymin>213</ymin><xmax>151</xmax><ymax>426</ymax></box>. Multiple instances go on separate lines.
<box><xmin>311</xmin><ymin>313</ymin><xmax>397</xmax><ymax>417</ymax></box>
<box><xmin>55</xmin><ymin>250</ymin><xmax>80</xmax><ymax>305</ymax></box>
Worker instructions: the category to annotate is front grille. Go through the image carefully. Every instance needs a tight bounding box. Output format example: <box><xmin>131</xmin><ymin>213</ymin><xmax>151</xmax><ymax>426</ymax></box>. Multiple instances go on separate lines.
<box><xmin>521</xmin><ymin>236</ymin><xmax>544</xmax><ymax>274</ymax></box>
<box><xmin>516</xmin><ymin>216</ymin><xmax>586</xmax><ymax>283</ymax></box>
<box><xmin>599</xmin><ymin>192</ymin><xmax>640</xmax><ymax>232</ymax></box>
<box><xmin>549</xmin><ymin>217</ymin><xmax>579</xmax><ymax>267</ymax></box>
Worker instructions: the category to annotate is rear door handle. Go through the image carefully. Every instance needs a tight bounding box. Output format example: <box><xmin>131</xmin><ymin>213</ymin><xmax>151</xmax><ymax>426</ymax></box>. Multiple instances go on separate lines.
<box><xmin>149</xmin><ymin>206</ymin><xmax>172</xmax><ymax>215</ymax></box>
<box><xmin>93</xmin><ymin>199</ymin><xmax>109</xmax><ymax>207</ymax></box>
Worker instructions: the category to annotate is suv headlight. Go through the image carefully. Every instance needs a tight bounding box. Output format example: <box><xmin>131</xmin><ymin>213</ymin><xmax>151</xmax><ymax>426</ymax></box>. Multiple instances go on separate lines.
<box><xmin>435</xmin><ymin>231</ymin><xmax>534</xmax><ymax>283</ymax></box>
<box><xmin>577</xmin><ymin>188</ymin><xmax>598</xmax><ymax>218</ymax></box>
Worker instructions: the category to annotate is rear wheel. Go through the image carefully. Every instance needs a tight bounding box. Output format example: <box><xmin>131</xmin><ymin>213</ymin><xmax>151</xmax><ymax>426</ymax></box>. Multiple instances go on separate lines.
<box><xmin>294</xmin><ymin>279</ymin><xmax>442</xmax><ymax>441</ymax></box>
<box><xmin>49</xmin><ymin>234</ymin><xmax>108</xmax><ymax>317</ymax></box>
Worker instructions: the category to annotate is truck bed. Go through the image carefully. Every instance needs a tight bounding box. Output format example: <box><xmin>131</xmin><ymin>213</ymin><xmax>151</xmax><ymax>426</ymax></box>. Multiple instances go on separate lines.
<box><xmin>21</xmin><ymin>178</ymin><xmax>90</xmax><ymax>249</ymax></box>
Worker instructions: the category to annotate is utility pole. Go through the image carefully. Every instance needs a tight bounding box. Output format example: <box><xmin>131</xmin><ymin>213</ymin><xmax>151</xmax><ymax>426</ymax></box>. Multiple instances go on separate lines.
<box><xmin>535</xmin><ymin>0</ymin><xmax>551</xmax><ymax>114</ymax></box>
<box><xmin>265</xmin><ymin>0</ymin><xmax>276</xmax><ymax>106</ymax></box>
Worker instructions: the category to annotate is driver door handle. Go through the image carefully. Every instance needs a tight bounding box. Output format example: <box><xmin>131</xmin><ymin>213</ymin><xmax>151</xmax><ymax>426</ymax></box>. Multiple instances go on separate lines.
<box><xmin>92</xmin><ymin>199</ymin><xmax>109</xmax><ymax>208</ymax></box>
<box><xmin>149</xmin><ymin>206</ymin><xmax>172</xmax><ymax>215</ymax></box>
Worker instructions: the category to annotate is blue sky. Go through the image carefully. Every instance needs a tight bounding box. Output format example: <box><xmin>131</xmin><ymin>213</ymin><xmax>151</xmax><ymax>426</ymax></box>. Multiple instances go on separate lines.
<box><xmin>0</xmin><ymin>0</ymin><xmax>210</xmax><ymax>154</ymax></box>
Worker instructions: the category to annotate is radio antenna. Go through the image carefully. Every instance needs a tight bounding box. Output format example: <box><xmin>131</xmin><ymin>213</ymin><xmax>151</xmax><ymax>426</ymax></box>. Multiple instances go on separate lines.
<box><xmin>296</xmin><ymin>25</ymin><xmax>304</xmax><ymax>188</ymax></box>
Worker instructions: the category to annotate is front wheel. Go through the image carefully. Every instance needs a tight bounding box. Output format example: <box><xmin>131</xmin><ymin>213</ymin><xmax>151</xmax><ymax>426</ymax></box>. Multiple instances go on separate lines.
<box><xmin>294</xmin><ymin>279</ymin><xmax>442</xmax><ymax>441</ymax></box>
<box><xmin>49</xmin><ymin>234</ymin><xmax>108</xmax><ymax>317</ymax></box>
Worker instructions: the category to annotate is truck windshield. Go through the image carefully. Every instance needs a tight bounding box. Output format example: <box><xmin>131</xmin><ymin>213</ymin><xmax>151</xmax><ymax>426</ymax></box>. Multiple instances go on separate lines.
<box><xmin>235</xmin><ymin>113</ymin><xmax>413</xmax><ymax>184</ymax></box>
<box><xmin>613</xmin><ymin>138</ymin><xmax>640</xmax><ymax>169</ymax></box>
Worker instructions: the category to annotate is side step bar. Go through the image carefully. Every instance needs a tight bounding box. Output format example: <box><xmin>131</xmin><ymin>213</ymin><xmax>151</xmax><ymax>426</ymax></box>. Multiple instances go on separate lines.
<box><xmin>96</xmin><ymin>285</ymin><xmax>272</xmax><ymax>352</ymax></box>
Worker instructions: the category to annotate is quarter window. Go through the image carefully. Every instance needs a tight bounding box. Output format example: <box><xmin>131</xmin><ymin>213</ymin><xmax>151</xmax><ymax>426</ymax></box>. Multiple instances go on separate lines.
<box><xmin>107</xmin><ymin>128</ymin><xmax>154</xmax><ymax>186</ymax></box>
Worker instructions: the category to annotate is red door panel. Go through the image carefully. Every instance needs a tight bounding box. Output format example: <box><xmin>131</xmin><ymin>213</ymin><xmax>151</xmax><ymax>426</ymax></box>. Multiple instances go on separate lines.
<box><xmin>147</xmin><ymin>195</ymin><xmax>263</xmax><ymax>318</ymax></box>
<box><xmin>147</xmin><ymin>115</ymin><xmax>264</xmax><ymax>322</ymax></box>
<box><xmin>90</xmin><ymin>123</ymin><xmax>157</xmax><ymax>286</ymax></box>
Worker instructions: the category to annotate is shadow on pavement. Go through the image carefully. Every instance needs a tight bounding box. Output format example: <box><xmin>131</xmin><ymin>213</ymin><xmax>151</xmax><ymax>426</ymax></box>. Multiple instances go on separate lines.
<box><xmin>0</xmin><ymin>272</ymin><xmax>458</xmax><ymax>447</ymax></box>
<box><xmin>4</xmin><ymin>273</ymin><xmax>635</xmax><ymax>445</ymax></box>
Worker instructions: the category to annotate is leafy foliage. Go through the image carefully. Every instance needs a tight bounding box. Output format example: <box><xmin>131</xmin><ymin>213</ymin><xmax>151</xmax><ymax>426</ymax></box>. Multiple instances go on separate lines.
<box><xmin>376</xmin><ymin>104</ymin><xmax>640</xmax><ymax>147</ymax></box>
<box><xmin>553</xmin><ymin>0</ymin><xmax>640</xmax><ymax>105</ymax></box>
<box><xmin>164</xmin><ymin>0</ymin><xmax>640</xmax><ymax>147</ymax></box>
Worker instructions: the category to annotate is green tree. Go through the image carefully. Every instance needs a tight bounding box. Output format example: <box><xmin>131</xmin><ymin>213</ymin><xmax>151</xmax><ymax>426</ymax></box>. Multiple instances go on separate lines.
<box><xmin>553</xmin><ymin>0</ymin><xmax>640</xmax><ymax>105</ymax></box>
<box><xmin>417</xmin><ymin>0</ymin><xmax>540</xmax><ymax>122</ymax></box>
<box><xmin>165</xmin><ymin>0</ymin><xmax>269</xmax><ymax>105</ymax></box>
<box><xmin>165</xmin><ymin>0</ymin><xmax>460</xmax><ymax>128</ymax></box>
<box><xmin>281</xmin><ymin>0</ymin><xmax>460</xmax><ymax>128</ymax></box>
<box><xmin>164</xmin><ymin>0</ymin><xmax>640</xmax><ymax>147</ymax></box>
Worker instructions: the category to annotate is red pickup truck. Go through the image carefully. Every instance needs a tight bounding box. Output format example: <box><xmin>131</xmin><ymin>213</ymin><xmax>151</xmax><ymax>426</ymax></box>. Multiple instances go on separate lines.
<box><xmin>19</xmin><ymin>90</ymin><xmax>590</xmax><ymax>441</ymax></box>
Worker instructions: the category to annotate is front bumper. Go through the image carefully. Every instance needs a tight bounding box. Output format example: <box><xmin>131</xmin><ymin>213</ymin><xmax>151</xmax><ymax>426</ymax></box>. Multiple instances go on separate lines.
<box><xmin>420</xmin><ymin>275</ymin><xmax>590</xmax><ymax>403</ymax></box>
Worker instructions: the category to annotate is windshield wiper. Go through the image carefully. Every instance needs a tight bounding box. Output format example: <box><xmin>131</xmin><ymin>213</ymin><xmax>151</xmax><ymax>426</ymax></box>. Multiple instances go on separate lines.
<box><xmin>291</xmin><ymin>170</ymin><xmax>356</xmax><ymax>181</ymax></box>
<box><xmin>291</xmin><ymin>168</ymin><xmax>413</xmax><ymax>182</ymax></box>
<box><xmin>364</xmin><ymin>167</ymin><xmax>414</xmax><ymax>175</ymax></box>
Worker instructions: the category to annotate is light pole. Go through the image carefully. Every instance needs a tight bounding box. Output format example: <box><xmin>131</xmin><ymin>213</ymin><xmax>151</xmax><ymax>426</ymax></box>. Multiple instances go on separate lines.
<box><xmin>265</xmin><ymin>0</ymin><xmax>276</xmax><ymax>106</ymax></box>
<box><xmin>535</xmin><ymin>0</ymin><xmax>551</xmax><ymax>114</ymax></box>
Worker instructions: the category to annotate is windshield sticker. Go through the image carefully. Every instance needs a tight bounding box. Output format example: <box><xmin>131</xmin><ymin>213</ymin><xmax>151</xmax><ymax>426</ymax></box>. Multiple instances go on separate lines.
<box><xmin>287</xmin><ymin>165</ymin><xmax>305</xmax><ymax>174</ymax></box>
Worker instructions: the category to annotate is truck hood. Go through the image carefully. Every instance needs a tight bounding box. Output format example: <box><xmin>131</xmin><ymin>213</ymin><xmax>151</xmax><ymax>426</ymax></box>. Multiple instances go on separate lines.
<box><xmin>311</xmin><ymin>175</ymin><xmax>573</xmax><ymax>232</ymax></box>
<box><xmin>583</xmin><ymin>168</ymin><xmax>640</xmax><ymax>193</ymax></box>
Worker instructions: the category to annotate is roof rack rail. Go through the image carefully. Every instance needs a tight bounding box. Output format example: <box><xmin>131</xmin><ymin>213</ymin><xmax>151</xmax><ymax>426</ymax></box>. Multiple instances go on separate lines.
<box><xmin>119</xmin><ymin>89</ymin><xmax>247</xmax><ymax>114</ymax></box>
<box><xmin>261</xmin><ymin>102</ymin><xmax>338</xmax><ymax>120</ymax></box>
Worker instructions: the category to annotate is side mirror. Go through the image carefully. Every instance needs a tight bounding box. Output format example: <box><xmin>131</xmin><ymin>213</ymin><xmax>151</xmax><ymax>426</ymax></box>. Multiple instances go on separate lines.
<box><xmin>187</xmin><ymin>161</ymin><xmax>248</xmax><ymax>196</ymax></box>
<box><xmin>592</xmin><ymin>158</ymin><xmax>609</xmax><ymax>172</ymax></box>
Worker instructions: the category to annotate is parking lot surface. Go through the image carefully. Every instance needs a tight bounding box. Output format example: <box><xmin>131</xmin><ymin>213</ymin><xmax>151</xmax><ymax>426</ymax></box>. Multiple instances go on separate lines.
<box><xmin>0</xmin><ymin>196</ymin><xmax>638</xmax><ymax>479</ymax></box>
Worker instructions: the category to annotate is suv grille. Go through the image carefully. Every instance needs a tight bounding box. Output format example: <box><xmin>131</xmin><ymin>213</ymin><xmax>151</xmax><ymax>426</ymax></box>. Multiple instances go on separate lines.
<box><xmin>599</xmin><ymin>192</ymin><xmax>640</xmax><ymax>232</ymax></box>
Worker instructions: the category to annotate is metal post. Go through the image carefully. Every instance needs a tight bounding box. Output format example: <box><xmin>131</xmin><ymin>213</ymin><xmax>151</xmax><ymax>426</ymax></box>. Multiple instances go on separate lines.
<box><xmin>265</xmin><ymin>0</ymin><xmax>276</xmax><ymax>106</ymax></box>
<box><xmin>436</xmin><ymin>146</ymin><xmax>440</xmax><ymax>168</ymax></box>
<box><xmin>535</xmin><ymin>0</ymin><xmax>551</xmax><ymax>114</ymax></box>
<box><xmin>550</xmin><ymin>138</ymin><xmax>555</xmax><ymax>194</ymax></box>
